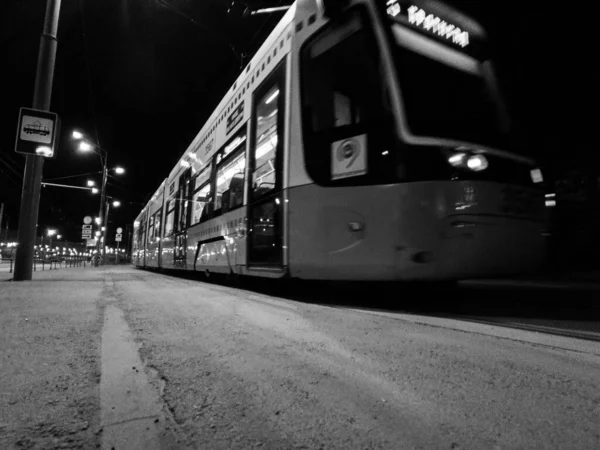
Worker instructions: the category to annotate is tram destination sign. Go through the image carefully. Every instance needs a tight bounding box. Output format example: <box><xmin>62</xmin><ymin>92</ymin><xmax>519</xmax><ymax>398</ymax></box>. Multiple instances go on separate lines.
<box><xmin>384</xmin><ymin>0</ymin><xmax>487</xmax><ymax>57</ymax></box>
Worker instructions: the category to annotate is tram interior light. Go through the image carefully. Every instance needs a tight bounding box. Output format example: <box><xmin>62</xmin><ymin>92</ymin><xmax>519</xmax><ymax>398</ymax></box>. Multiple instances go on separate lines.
<box><xmin>265</xmin><ymin>89</ymin><xmax>279</xmax><ymax>104</ymax></box>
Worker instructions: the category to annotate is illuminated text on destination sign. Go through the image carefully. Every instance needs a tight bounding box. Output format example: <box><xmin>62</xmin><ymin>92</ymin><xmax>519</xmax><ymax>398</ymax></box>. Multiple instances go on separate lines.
<box><xmin>386</xmin><ymin>1</ymin><xmax>470</xmax><ymax>48</ymax></box>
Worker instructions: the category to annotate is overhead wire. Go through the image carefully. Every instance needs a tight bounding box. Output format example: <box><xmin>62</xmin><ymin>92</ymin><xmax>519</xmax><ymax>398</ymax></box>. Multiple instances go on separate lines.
<box><xmin>0</xmin><ymin>154</ymin><xmax>23</xmax><ymax>183</ymax></box>
<box><xmin>42</xmin><ymin>171</ymin><xmax>102</xmax><ymax>182</ymax></box>
<box><xmin>0</xmin><ymin>164</ymin><xmax>21</xmax><ymax>187</ymax></box>
<box><xmin>243</xmin><ymin>0</ymin><xmax>288</xmax><ymax>54</ymax></box>
<box><xmin>78</xmin><ymin>0</ymin><xmax>102</xmax><ymax>148</ymax></box>
<box><xmin>156</xmin><ymin>0</ymin><xmax>243</xmax><ymax>66</ymax></box>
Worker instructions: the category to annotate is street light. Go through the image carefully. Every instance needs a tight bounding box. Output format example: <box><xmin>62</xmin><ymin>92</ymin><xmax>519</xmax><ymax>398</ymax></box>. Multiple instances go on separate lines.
<box><xmin>72</xmin><ymin>130</ymin><xmax>125</xmax><ymax>266</ymax></box>
<box><xmin>87</xmin><ymin>180</ymin><xmax>95</xmax><ymax>187</ymax></box>
<box><xmin>47</xmin><ymin>229</ymin><xmax>56</xmax><ymax>260</ymax></box>
<box><xmin>79</xmin><ymin>141</ymin><xmax>93</xmax><ymax>152</ymax></box>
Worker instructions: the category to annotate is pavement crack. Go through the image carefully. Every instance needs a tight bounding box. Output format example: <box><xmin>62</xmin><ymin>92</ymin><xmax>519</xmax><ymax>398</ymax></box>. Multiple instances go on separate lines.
<box><xmin>103</xmin><ymin>414</ymin><xmax>159</xmax><ymax>429</ymax></box>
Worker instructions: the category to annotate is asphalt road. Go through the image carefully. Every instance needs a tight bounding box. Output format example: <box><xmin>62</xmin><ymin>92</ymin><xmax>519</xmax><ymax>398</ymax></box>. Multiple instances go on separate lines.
<box><xmin>1</xmin><ymin>266</ymin><xmax>599</xmax><ymax>449</ymax></box>
<box><xmin>116</xmin><ymin>267</ymin><xmax>600</xmax><ymax>449</ymax></box>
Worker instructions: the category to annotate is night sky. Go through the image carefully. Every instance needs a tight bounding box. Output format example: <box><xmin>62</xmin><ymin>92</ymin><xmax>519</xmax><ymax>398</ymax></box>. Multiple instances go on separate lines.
<box><xmin>0</xmin><ymin>0</ymin><xmax>595</xmax><ymax>244</ymax></box>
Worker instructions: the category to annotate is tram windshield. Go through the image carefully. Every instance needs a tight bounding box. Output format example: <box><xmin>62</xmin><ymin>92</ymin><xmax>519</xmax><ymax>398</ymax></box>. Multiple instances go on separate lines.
<box><xmin>384</xmin><ymin>1</ymin><xmax>510</xmax><ymax>149</ymax></box>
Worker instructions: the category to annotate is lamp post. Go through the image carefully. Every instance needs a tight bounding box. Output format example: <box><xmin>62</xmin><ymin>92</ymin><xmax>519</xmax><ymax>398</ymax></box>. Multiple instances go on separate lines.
<box><xmin>72</xmin><ymin>131</ymin><xmax>125</xmax><ymax>266</ymax></box>
<box><xmin>13</xmin><ymin>0</ymin><xmax>62</xmax><ymax>281</ymax></box>
<box><xmin>102</xmin><ymin>199</ymin><xmax>120</xmax><ymax>264</ymax></box>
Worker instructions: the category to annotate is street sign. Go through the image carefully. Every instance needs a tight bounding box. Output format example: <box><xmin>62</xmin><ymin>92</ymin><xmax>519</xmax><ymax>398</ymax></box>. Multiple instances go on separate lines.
<box><xmin>83</xmin><ymin>216</ymin><xmax>92</xmax><ymax>225</ymax></box>
<box><xmin>14</xmin><ymin>107</ymin><xmax>60</xmax><ymax>158</ymax></box>
<box><xmin>116</xmin><ymin>227</ymin><xmax>123</xmax><ymax>233</ymax></box>
<box><xmin>115</xmin><ymin>233</ymin><xmax>122</xmax><ymax>242</ymax></box>
<box><xmin>86</xmin><ymin>238</ymin><xmax>97</xmax><ymax>247</ymax></box>
<box><xmin>82</xmin><ymin>224</ymin><xmax>93</xmax><ymax>239</ymax></box>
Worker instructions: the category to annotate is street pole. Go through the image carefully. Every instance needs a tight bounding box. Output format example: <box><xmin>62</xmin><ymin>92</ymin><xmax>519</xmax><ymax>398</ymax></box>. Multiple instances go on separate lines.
<box><xmin>95</xmin><ymin>160</ymin><xmax>107</xmax><ymax>266</ymax></box>
<box><xmin>13</xmin><ymin>0</ymin><xmax>62</xmax><ymax>281</ymax></box>
<box><xmin>102</xmin><ymin>200</ymin><xmax>110</xmax><ymax>264</ymax></box>
<box><xmin>0</xmin><ymin>203</ymin><xmax>4</xmax><ymax>237</ymax></box>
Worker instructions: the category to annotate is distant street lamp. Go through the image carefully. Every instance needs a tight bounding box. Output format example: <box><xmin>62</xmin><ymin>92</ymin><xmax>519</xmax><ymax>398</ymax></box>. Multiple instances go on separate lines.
<box><xmin>87</xmin><ymin>180</ymin><xmax>95</xmax><ymax>187</ymax></box>
<box><xmin>72</xmin><ymin>130</ymin><xmax>125</xmax><ymax>265</ymax></box>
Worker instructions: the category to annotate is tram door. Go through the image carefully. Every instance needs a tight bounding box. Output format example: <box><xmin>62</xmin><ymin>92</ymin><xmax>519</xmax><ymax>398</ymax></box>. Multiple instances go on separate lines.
<box><xmin>174</xmin><ymin>168</ymin><xmax>193</xmax><ymax>267</ymax></box>
<box><xmin>247</xmin><ymin>63</ymin><xmax>286</xmax><ymax>267</ymax></box>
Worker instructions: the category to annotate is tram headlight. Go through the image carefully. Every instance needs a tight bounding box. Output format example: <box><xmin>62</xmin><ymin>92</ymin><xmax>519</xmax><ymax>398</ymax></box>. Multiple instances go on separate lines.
<box><xmin>448</xmin><ymin>152</ymin><xmax>467</xmax><ymax>167</ymax></box>
<box><xmin>447</xmin><ymin>151</ymin><xmax>488</xmax><ymax>172</ymax></box>
<box><xmin>466</xmin><ymin>154</ymin><xmax>488</xmax><ymax>171</ymax></box>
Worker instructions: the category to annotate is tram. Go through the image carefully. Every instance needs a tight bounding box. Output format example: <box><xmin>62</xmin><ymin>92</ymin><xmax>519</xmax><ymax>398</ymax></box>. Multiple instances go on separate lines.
<box><xmin>132</xmin><ymin>0</ymin><xmax>547</xmax><ymax>281</ymax></box>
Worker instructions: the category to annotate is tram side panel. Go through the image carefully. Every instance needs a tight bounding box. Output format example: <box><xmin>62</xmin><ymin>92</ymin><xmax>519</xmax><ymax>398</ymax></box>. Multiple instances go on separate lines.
<box><xmin>188</xmin><ymin>209</ymin><xmax>248</xmax><ymax>275</ymax></box>
<box><xmin>132</xmin><ymin>210</ymin><xmax>148</xmax><ymax>267</ymax></box>
<box><xmin>160</xmin><ymin>234</ymin><xmax>175</xmax><ymax>269</ymax></box>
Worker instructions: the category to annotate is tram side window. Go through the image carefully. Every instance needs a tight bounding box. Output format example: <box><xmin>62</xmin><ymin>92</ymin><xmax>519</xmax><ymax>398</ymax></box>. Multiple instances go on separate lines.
<box><xmin>252</xmin><ymin>86</ymin><xmax>279</xmax><ymax>197</ymax></box>
<box><xmin>192</xmin><ymin>166</ymin><xmax>212</xmax><ymax>224</ymax></box>
<box><xmin>301</xmin><ymin>8</ymin><xmax>395</xmax><ymax>185</ymax></box>
<box><xmin>193</xmin><ymin>183</ymin><xmax>212</xmax><ymax>223</ymax></box>
<box><xmin>178</xmin><ymin>189</ymin><xmax>189</xmax><ymax>231</ymax></box>
<box><xmin>140</xmin><ymin>217</ymin><xmax>146</xmax><ymax>247</ymax></box>
<box><xmin>214</xmin><ymin>128</ymin><xmax>247</xmax><ymax>216</ymax></box>
<box><xmin>148</xmin><ymin>215</ymin><xmax>155</xmax><ymax>242</ymax></box>
<box><xmin>164</xmin><ymin>200</ymin><xmax>175</xmax><ymax>237</ymax></box>
<box><xmin>177</xmin><ymin>169</ymin><xmax>194</xmax><ymax>231</ymax></box>
<box><xmin>215</xmin><ymin>151</ymin><xmax>246</xmax><ymax>214</ymax></box>
<box><xmin>154</xmin><ymin>209</ymin><xmax>162</xmax><ymax>242</ymax></box>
